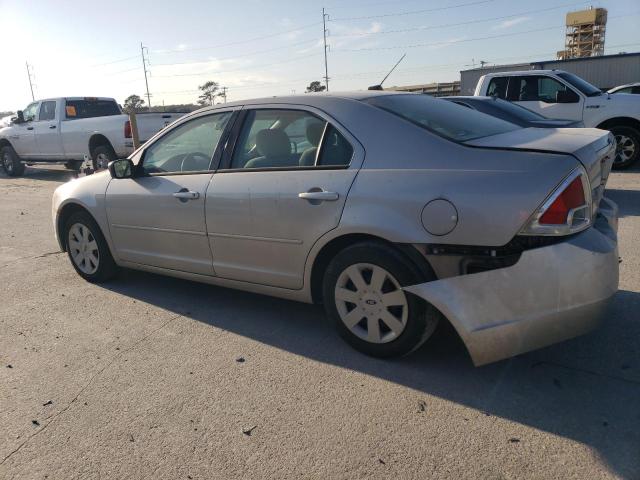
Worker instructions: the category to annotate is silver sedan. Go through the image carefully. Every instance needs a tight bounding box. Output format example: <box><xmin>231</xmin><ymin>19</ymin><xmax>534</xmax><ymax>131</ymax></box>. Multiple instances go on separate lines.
<box><xmin>52</xmin><ymin>92</ymin><xmax>619</xmax><ymax>365</ymax></box>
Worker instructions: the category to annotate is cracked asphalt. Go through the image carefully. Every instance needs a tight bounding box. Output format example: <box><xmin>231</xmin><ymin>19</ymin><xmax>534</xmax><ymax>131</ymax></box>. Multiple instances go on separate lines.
<box><xmin>1</xmin><ymin>165</ymin><xmax>639</xmax><ymax>480</ymax></box>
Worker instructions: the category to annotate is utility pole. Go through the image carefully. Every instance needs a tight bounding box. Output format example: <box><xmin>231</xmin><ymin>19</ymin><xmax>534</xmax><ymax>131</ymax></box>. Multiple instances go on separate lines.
<box><xmin>220</xmin><ymin>86</ymin><xmax>227</xmax><ymax>103</ymax></box>
<box><xmin>140</xmin><ymin>42</ymin><xmax>152</xmax><ymax>110</ymax></box>
<box><xmin>25</xmin><ymin>62</ymin><xmax>35</xmax><ymax>101</ymax></box>
<box><xmin>322</xmin><ymin>8</ymin><xmax>330</xmax><ymax>92</ymax></box>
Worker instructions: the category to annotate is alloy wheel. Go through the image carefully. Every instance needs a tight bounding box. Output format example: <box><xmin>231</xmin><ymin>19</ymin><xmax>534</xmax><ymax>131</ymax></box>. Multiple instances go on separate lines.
<box><xmin>95</xmin><ymin>153</ymin><xmax>110</xmax><ymax>170</ymax></box>
<box><xmin>68</xmin><ymin>223</ymin><xmax>100</xmax><ymax>275</ymax></box>
<box><xmin>3</xmin><ymin>152</ymin><xmax>13</xmax><ymax>173</ymax></box>
<box><xmin>334</xmin><ymin>263</ymin><xmax>408</xmax><ymax>344</ymax></box>
<box><xmin>614</xmin><ymin>134</ymin><xmax>636</xmax><ymax>165</ymax></box>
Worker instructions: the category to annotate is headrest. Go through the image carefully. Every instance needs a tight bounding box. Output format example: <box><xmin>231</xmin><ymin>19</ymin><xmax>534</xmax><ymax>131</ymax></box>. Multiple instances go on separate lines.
<box><xmin>306</xmin><ymin>122</ymin><xmax>325</xmax><ymax>146</ymax></box>
<box><xmin>256</xmin><ymin>129</ymin><xmax>291</xmax><ymax>158</ymax></box>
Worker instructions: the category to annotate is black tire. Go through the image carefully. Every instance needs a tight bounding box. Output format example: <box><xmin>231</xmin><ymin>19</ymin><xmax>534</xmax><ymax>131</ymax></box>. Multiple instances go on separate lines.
<box><xmin>64</xmin><ymin>160</ymin><xmax>83</xmax><ymax>171</ymax></box>
<box><xmin>322</xmin><ymin>241</ymin><xmax>439</xmax><ymax>358</ymax></box>
<box><xmin>1</xmin><ymin>145</ymin><xmax>25</xmax><ymax>177</ymax></box>
<box><xmin>64</xmin><ymin>211</ymin><xmax>118</xmax><ymax>282</ymax></box>
<box><xmin>609</xmin><ymin>125</ymin><xmax>640</xmax><ymax>170</ymax></box>
<box><xmin>91</xmin><ymin>145</ymin><xmax>116</xmax><ymax>171</ymax></box>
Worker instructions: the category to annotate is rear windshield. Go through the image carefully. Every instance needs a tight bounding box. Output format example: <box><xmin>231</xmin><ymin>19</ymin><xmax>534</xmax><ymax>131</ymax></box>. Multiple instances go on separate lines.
<box><xmin>365</xmin><ymin>94</ymin><xmax>519</xmax><ymax>142</ymax></box>
<box><xmin>488</xmin><ymin>98</ymin><xmax>546</xmax><ymax>121</ymax></box>
<box><xmin>64</xmin><ymin>99</ymin><xmax>121</xmax><ymax>119</ymax></box>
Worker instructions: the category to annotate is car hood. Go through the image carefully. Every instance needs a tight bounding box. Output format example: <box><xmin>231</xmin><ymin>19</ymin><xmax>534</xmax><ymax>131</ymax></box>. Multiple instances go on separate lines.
<box><xmin>467</xmin><ymin>127</ymin><xmax>615</xmax><ymax>208</ymax></box>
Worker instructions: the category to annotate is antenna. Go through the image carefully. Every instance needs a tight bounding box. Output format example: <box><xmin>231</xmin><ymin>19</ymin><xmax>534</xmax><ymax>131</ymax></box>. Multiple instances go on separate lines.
<box><xmin>368</xmin><ymin>54</ymin><xmax>406</xmax><ymax>91</ymax></box>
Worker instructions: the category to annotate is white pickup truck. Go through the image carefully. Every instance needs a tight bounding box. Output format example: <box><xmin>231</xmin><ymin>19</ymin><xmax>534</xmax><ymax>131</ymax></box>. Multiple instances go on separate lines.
<box><xmin>0</xmin><ymin>97</ymin><xmax>186</xmax><ymax>176</ymax></box>
<box><xmin>475</xmin><ymin>69</ymin><xmax>640</xmax><ymax>169</ymax></box>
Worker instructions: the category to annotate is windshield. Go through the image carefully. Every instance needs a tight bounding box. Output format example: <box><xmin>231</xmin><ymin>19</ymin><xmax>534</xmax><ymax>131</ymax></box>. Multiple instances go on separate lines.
<box><xmin>366</xmin><ymin>94</ymin><xmax>519</xmax><ymax>142</ymax></box>
<box><xmin>556</xmin><ymin>72</ymin><xmax>602</xmax><ymax>97</ymax></box>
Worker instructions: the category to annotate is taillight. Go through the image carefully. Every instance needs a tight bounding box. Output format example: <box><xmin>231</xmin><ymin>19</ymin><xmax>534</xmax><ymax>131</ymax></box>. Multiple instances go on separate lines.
<box><xmin>520</xmin><ymin>167</ymin><xmax>592</xmax><ymax>236</ymax></box>
<box><xmin>124</xmin><ymin>120</ymin><xmax>131</xmax><ymax>139</ymax></box>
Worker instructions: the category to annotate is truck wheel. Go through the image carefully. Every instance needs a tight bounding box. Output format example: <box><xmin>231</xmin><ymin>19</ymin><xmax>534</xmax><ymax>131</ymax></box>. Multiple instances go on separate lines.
<box><xmin>64</xmin><ymin>160</ymin><xmax>83</xmax><ymax>171</ymax></box>
<box><xmin>322</xmin><ymin>241</ymin><xmax>439</xmax><ymax>358</ymax></box>
<box><xmin>91</xmin><ymin>145</ymin><xmax>115</xmax><ymax>171</ymax></box>
<box><xmin>1</xmin><ymin>146</ymin><xmax>25</xmax><ymax>177</ymax></box>
<box><xmin>610</xmin><ymin>125</ymin><xmax>639</xmax><ymax>170</ymax></box>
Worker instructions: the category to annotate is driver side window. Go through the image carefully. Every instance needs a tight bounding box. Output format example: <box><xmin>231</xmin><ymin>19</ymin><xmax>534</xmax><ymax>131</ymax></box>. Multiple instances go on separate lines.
<box><xmin>23</xmin><ymin>103</ymin><xmax>39</xmax><ymax>122</ymax></box>
<box><xmin>142</xmin><ymin>112</ymin><xmax>232</xmax><ymax>174</ymax></box>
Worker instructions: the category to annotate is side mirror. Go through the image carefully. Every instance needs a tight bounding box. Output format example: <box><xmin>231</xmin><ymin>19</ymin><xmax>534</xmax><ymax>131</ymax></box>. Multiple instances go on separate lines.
<box><xmin>108</xmin><ymin>158</ymin><xmax>134</xmax><ymax>179</ymax></box>
<box><xmin>556</xmin><ymin>90</ymin><xmax>579</xmax><ymax>104</ymax></box>
<box><xmin>14</xmin><ymin>111</ymin><xmax>25</xmax><ymax>124</ymax></box>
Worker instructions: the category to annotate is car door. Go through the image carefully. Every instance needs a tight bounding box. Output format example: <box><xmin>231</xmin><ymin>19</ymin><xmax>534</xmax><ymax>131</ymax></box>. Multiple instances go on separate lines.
<box><xmin>32</xmin><ymin>100</ymin><xmax>64</xmax><ymax>158</ymax></box>
<box><xmin>507</xmin><ymin>75</ymin><xmax>584</xmax><ymax>121</ymax></box>
<box><xmin>105</xmin><ymin>110</ymin><xmax>236</xmax><ymax>275</ymax></box>
<box><xmin>205</xmin><ymin>106</ymin><xmax>364</xmax><ymax>289</ymax></box>
<box><xmin>11</xmin><ymin>102</ymin><xmax>39</xmax><ymax>158</ymax></box>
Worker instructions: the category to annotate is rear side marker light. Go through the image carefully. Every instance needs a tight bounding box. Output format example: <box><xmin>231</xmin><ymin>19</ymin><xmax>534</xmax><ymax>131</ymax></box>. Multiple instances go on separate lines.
<box><xmin>124</xmin><ymin>120</ymin><xmax>132</xmax><ymax>139</ymax></box>
<box><xmin>520</xmin><ymin>167</ymin><xmax>592</xmax><ymax>236</ymax></box>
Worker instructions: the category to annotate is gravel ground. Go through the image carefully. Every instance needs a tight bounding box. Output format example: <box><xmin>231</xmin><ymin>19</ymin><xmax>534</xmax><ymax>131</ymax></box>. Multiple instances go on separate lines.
<box><xmin>1</xmin><ymin>164</ymin><xmax>639</xmax><ymax>480</ymax></box>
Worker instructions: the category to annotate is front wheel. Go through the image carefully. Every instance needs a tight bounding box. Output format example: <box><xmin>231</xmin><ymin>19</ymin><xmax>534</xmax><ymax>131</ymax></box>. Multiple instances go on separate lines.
<box><xmin>91</xmin><ymin>145</ymin><xmax>116</xmax><ymax>171</ymax></box>
<box><xmin>322</xmin><ymin>242</ymin><xmax>439</xmax><ymax>358</ymax></box>
<box><xmin>1</xmin><ymin>146</ymin><xmax>25</xmax><ymax>177</ymax></box>
<box><xmin>64</xmin><ymin>211</ymin><xmax>118</xmax><ymax>282</ymax></box>
<box><xmin>610</xmin><ymin>125</ymin><xmax>639</xmax><ymax>170</ymax></box>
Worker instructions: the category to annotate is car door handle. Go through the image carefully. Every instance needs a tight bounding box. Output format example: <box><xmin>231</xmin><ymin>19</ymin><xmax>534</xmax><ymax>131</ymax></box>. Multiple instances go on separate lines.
<box><xmin>173</xmin><ymin>191</ymin><xmax>200</xmax><ymax>200</ymax></box>
<box><xmin>49</xmin><ymin>125</ymin><xmax>57</xmax><ymax>129</ymax></box>
<box><xmin>298</xmin><ymin>190</ymin><xmax>339</xmax><ymax>202</ymax></box>
<box><xmin>27</xmin><ymin>126</ymin><xmax>34</xmax><ymax>131</ymax></box>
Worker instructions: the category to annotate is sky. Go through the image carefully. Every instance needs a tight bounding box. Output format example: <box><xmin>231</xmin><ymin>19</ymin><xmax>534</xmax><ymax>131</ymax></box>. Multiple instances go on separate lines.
<box><xmin>1</xmin><ymin>0</ymin><xmax>639</xmax><ymax>111</ymax></box>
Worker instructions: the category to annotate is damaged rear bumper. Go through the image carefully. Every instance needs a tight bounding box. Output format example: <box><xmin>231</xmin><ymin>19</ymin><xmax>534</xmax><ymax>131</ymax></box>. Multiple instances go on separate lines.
<box><xmin>404</xmin><ymin>197</ymin><xmax>619</xmax><ymax>366</ymax></box>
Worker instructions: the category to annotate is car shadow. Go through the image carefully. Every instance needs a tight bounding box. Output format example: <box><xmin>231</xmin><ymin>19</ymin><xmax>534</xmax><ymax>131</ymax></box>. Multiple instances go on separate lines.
<box><xmin>98</xmin><ymin>270</ymin><xmax>640</xmax><ymax>478</ymax></box>
<box><xmin>606</xmin><ymin>188</ymin><xmax>640</xmax><ymax>217</ymax></box>
<box><xmin>0</xmin><ymin>165</ymin><xmax>79</xmax><ymax>182</ymax></box>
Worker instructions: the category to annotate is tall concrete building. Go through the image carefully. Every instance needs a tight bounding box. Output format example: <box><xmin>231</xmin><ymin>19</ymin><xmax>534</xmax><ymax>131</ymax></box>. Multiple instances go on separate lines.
<box><xmin>557</xmin><ymin>7</ymin><xmax>607</xmax><ymax>60</ymax></box>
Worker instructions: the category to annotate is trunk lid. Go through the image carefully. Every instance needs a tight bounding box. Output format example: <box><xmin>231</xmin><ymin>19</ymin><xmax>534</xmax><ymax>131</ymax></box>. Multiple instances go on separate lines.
<box><xmin>466</xmin><ymin>127</ymin><xmax>615</xmax><ymax>212</ymax></box>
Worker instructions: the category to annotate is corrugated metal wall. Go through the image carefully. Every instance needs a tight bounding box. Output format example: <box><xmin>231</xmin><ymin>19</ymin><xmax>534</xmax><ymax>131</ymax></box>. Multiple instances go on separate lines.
<box><xmin>460</xmin><ymin>53</ymin><xmax>640</xmax><ymax>95</ymax></box>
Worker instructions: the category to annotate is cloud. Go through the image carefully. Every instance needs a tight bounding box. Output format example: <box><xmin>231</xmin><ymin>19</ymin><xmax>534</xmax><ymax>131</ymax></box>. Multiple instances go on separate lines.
<box><xmin>492</xmin><ymin>16</ymin><xmax>530</xmax><ymax>30</ymax></box>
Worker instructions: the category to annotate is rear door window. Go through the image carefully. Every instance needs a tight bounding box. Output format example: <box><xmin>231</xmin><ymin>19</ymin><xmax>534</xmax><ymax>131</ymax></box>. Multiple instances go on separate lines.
<box><xmin>38</xmin><ymin>101</ymin><xmax>56</xmax><ymax>121</ymax></box>
<box><xmin>64</xmin><ymin>99</ymin><xmax>121</xmax><ymax>119</ymax></box>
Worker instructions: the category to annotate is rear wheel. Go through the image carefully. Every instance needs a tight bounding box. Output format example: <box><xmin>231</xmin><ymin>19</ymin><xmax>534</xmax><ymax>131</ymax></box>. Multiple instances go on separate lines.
<box><xmin>1</xmin><ymin>146</ymin><xmax>25</xmax><ymax>177</ymax></box>
<box><xmin>91</xmin><ymin>145</ymin><xmax>116</xmax><ymax>171</ymax></box>
<box><xmin>322</xmin><ymin>242</ymin><xmax>439</xmax><ymax>358</ymax></box>
<box><xmin>610</xmin><ymin>125</ymin><xmax>639</xmax><ymax>170</ymax></box>
<box><xmin>64</xmin><ymin>211</ymin><xmax>117</xmax><ymax>282</ymax></box>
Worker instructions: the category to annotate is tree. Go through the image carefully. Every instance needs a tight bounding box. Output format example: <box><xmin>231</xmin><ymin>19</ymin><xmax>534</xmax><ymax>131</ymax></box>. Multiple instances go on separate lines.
<box><xmin>122</xmin><ymin>94</ymin><xmax>145</xmax><ymax>113</ymax></box>
<box><xmin>305</xmin><ymin>81</ymin><xmax>326</xmax><ymax>93</ymax></box>
<box><xmin>197</xmin><ymin>81</ymin><xmax>220</xmax><ymax>106</ymax></box>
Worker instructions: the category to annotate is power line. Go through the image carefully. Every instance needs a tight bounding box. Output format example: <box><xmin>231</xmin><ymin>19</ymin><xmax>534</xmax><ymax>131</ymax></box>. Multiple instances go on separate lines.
<box><xmin>329</xmin><ymin>1</ymin><xmax>591</xmax><ymax>37</ymax></box>
<box><xmin>329</xmin><ymin>0</ymin><xmax>496</xmax><ymax>22</ymax></box>
<box><xmin>90</xmin><ymin>55</ymin><xmax>140</xmax><ymax>68</ymax></box>
<box><xmin>152</xmin><ymin>52</ymin><xmax>324</xmax><ymax>78</ymax></box>
<box><xmin>151</xmin><ymin>21</ymin><xmax>323</xmax><ymax>55</ymax></box>
<box><xmin>153</xmin><ymin>38</ymin><xmax>320</xmax><ymax>67</ymax></box>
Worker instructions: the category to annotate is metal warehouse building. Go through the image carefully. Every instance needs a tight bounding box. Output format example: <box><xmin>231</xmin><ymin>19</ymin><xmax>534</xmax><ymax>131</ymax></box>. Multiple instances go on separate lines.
<box><xmin>459</xmin><ymin>52</ymin><xmax>640</xmax><ymax>95</ymax></box>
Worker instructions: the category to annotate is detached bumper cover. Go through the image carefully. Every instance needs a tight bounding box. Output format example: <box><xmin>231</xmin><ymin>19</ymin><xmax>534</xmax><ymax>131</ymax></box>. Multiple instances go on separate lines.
<box><xmin>405</xmin><ymin>197</ymin><xmax>619</xmax><ymax>366</ymax></box>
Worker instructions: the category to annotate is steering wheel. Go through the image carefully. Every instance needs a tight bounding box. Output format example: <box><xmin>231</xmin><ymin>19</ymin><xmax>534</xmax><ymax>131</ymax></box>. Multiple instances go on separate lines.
<box><xmin>180</xmin><ymin>151</ymin><xmax>210</xmax><ymax>172</ymax></box>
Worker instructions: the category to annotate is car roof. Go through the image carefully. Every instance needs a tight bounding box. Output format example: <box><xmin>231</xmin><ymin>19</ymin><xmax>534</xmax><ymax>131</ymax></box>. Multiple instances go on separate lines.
<box><xmin>481</xmin><ymin>69</ymin><xmax>565</xmax><ymax>77</ymax></box>
<box><xmin>191</xmin><ymin>90</ymin><xmax>419</xmax><ymax>111</ymax></box>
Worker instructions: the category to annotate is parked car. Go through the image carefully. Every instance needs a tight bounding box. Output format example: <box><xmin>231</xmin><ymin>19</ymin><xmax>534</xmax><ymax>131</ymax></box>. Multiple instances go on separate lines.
<box><xmin>608</xmin><ymin>82</ymin><xmax>640</xmax><ymax>95</ymax></box>
<box><xmin>442</xmin><ymin>96</ymin><xmax>582</xmax><ymax>128</ymax></box>
<box><xmin>474</xmin><ymin>70</ymin><xmax>640</xmax><ymax>169</ymax></box>
<box><xmin>52</xmin><ymin>92</ymin><xmax>619</xmax><ymax>366</ymax></box>
<box><xmin>0</xmin><ymin>97</ymin><xmax>186</xmax><ymax>176</ymax></box>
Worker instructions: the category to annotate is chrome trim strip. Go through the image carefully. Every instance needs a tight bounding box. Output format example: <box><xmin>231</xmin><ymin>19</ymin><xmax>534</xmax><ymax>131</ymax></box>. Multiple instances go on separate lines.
<box><xmin>111</xmin><ymin>224</ymin><xmax>206</xmax><ymax>236</ymax></box>
<box><xmin>207</xmin><ymin>231</ymin><xmax>303</xmax><ymax>245</ymax></box>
